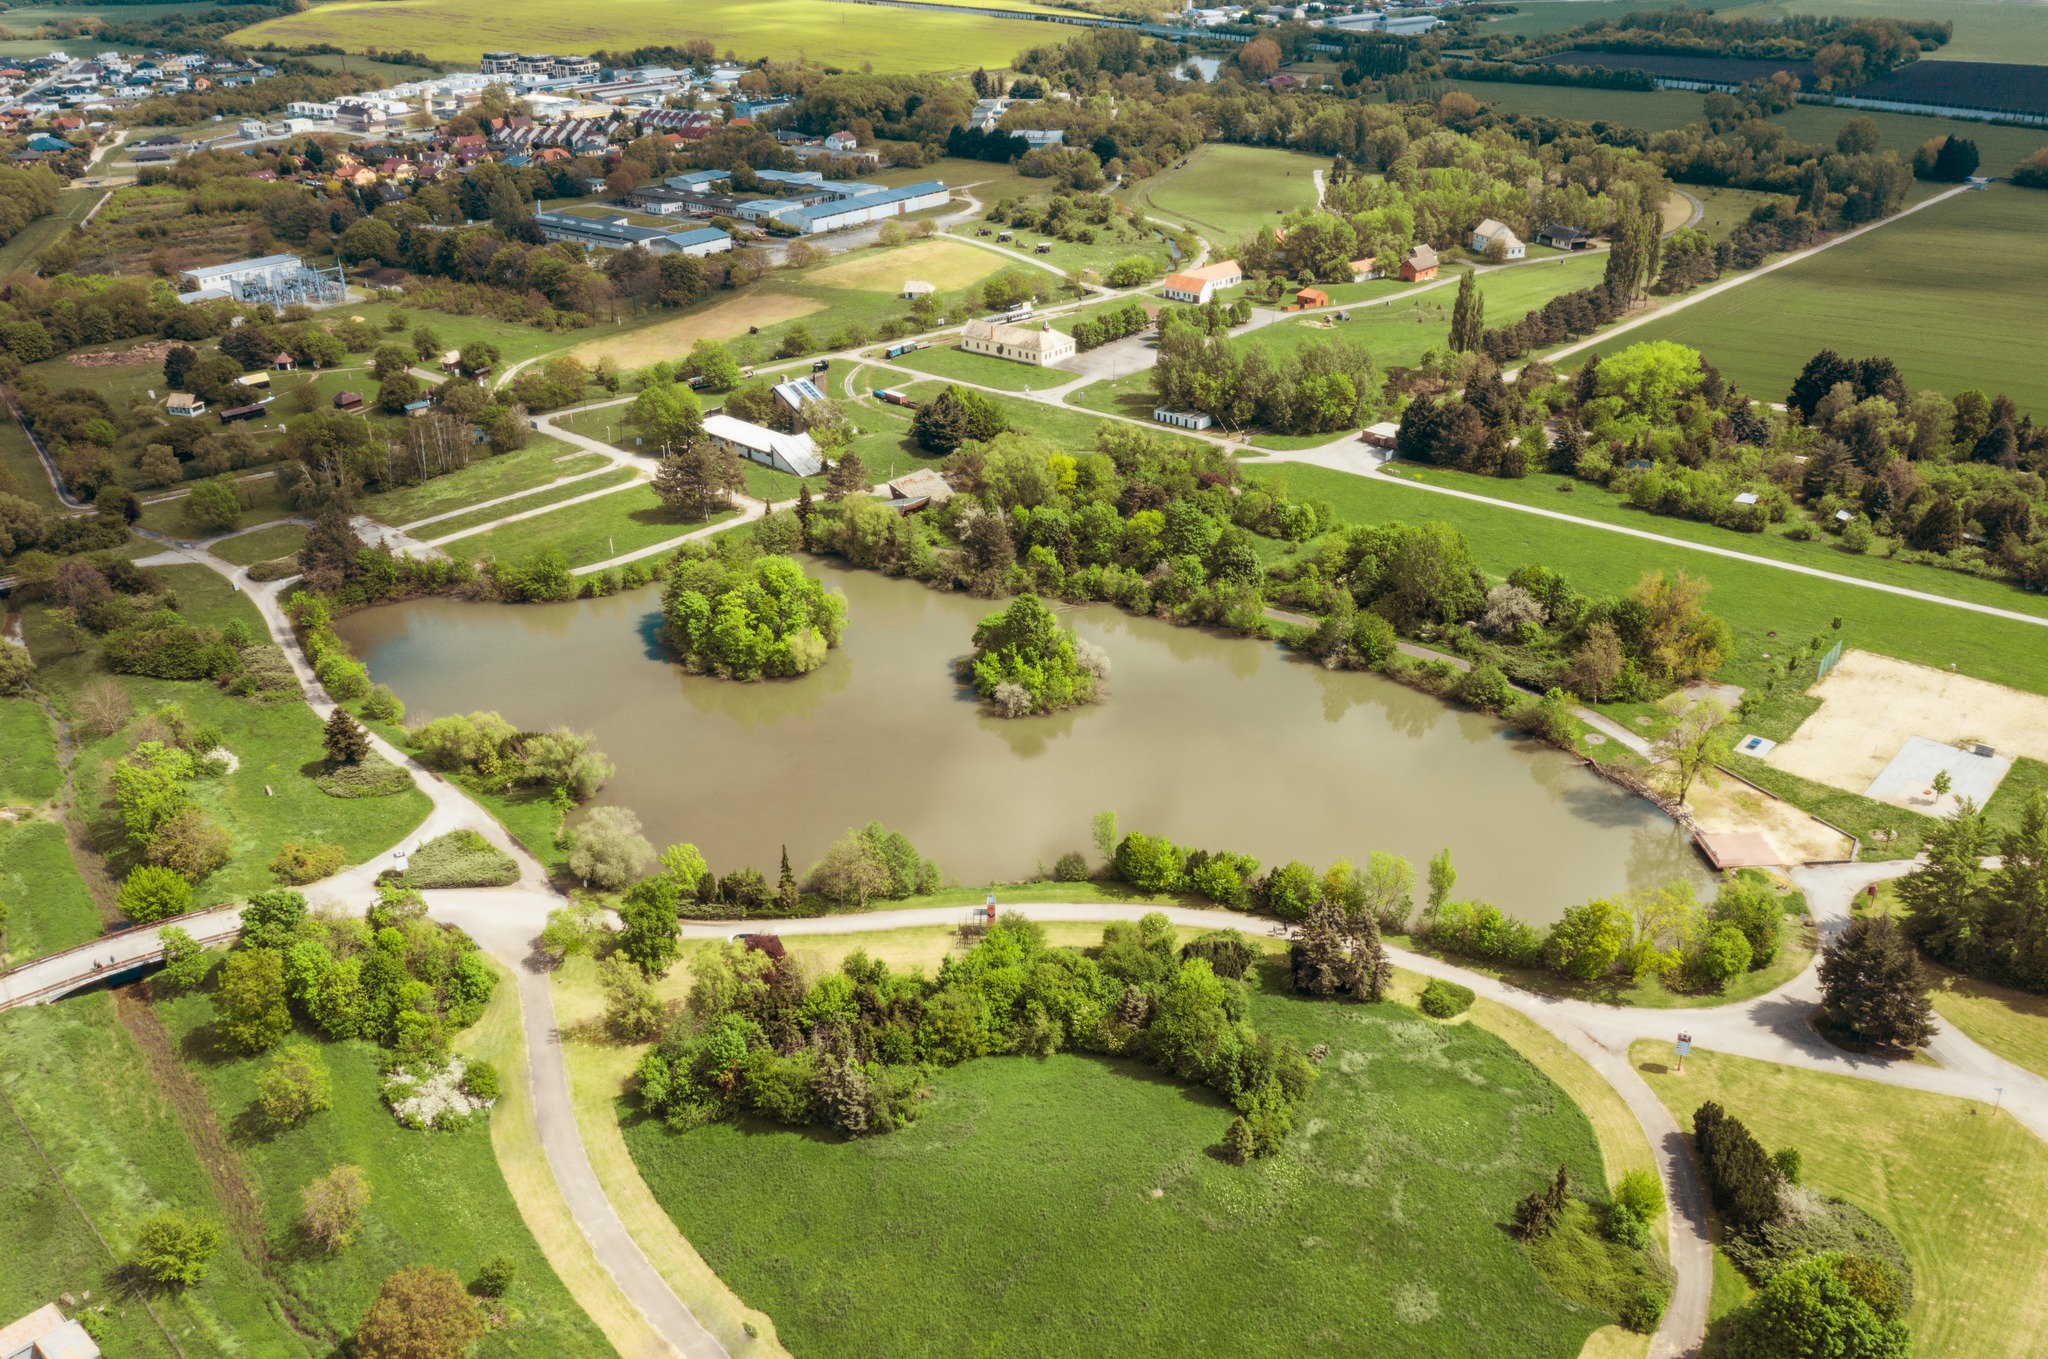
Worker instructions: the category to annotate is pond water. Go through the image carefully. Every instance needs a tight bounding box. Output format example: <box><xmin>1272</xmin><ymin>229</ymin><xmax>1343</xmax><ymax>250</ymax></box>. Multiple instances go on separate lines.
<box><xmin>336</xmin><ymin>561</ymin><xmax>1704</xmax><ymax>924</ymax></box>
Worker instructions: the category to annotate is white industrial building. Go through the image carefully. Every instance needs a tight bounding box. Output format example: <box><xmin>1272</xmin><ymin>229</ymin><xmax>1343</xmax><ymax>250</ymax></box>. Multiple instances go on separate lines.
<box><xmin>703</xmin><ymin>414</ymin><xmax>823</xmax><ymax>477</ymax></box>
<box><xmin>529</xmin><ymin>211</ymin><xmax>732</xmax><ymax>256</ymax></box>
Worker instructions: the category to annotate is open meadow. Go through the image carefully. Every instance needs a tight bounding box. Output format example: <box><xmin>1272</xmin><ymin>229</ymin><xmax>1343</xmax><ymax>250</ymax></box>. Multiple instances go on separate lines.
<box><xmin>624</xmin><ymin>965</ymin><xmax>1635</xmax><ymax>1359</ymax></box>
<box><xmin>1125</xmin><ymin>143</ymin><xmax>1330</xmax><ymax>248</ymax></box>
<box><xmin>232</xmin><ymin>0</ymin><xmax>1047</xmax><ymax>72</ymax></box>
<box><xmin>1575</xmin><ymin>186</ymin><xmax>2048</xmax><ymax>415</ymax></box>
<box><xmin>1633</xmin><ymin>1043</ymin><xmax>2048</xmax><ymax>1359</ymax></box>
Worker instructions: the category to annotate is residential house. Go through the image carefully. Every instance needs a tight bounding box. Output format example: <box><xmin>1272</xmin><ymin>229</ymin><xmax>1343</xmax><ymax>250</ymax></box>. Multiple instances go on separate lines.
<box><xmin>960</xmin><ymin>317</ymin><xmax>1075</xmax><ymax>367</ymax></box>
<box><xmin>1161</xmin><ymin>259</ymin><xmax>1243</xmax><ymax>305</ymax></box>
<box><xmin>1534</xmin><ymin>223</ymin><xmax>1591</xmax><ymax>250</ymax></box>
<box><xmin>165</xmin><ymin>392</ymin><xmax>204</xmax><ymax>416</ymax></box>
<box><xmin>1295</xmin><ymin>286</ymin><xmax>1330</xmax><ymax>308</ymax></box>
<box><xmin>1470</xmin><ymin>218</ymin><xmax>1525</xmax><ymax>259</ymax></box>
<box><xmin>1399</xmin><ymin>244</ymin><xmax>1438</xmax><ymax>281</ymax></box>
<box><xmin>0</xmin><ymin>1304</ymin><xmax>100</xmax><ymax>1359</ymax></box>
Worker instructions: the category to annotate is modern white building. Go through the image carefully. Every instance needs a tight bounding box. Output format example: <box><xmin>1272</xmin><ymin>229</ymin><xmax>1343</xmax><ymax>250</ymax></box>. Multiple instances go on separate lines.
<box><xmin>703</xmin><ymin>414</ymin><xmax>823</xmax><ymax>477</ymax></box>
<box><xmin>960</xmin><ymin>317</ymin><xmax>1076</xmax><ymax>367</ymax></box>
<box><xmin>1154</xmin><ymin>408</ymin><xmax>1213</xmax><ymax>430</ymax></box>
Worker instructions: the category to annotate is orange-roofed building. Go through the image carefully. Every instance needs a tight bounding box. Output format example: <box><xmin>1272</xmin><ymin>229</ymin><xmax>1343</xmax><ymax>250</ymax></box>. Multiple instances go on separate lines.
<box><xmin>1161</xmin><ymin>259</ymin><xmax>1243</xmax><ymax>305</ymax></box>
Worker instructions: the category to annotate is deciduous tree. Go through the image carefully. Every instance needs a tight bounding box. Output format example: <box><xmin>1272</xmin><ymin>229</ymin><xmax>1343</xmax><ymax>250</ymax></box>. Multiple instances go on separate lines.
<box><xmin>355</xmin><ymin>1266</ymin><xmax>484</xmax><ymax>1359</ymax></box>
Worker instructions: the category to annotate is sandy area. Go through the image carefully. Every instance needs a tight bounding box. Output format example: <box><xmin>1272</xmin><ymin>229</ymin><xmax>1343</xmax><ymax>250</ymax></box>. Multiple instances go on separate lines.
<box><xmin>807</xmin><ymin>238</ymin><xmax>1003</xmax><ymax>292</ymax></box>
<box><xmin>1766</xmin><ymin>648</ymin><xmax>2048</xmax><ymax>796</ymax></box>
<box><xmin>570</xmin><ymin>291</ymin><xmax>824</xmax><ymax>368</ymax></box>
<box><xmin>1688</xmin><ymin>776</ymin><xmax>1855</xmax><ymax>865</ymax></box>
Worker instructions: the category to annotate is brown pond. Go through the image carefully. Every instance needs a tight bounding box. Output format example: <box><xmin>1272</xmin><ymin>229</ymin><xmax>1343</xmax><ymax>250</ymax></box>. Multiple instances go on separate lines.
<box><xmin>336</xmin><ymin>560</ymin><xmax>1704</xmax><ymax>922</ymax></box>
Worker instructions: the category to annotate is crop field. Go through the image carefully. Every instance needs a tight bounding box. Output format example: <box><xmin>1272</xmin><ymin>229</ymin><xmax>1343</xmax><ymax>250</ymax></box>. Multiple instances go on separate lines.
<box><xmin>232</xmin><ymin>0</ymin><xmax>1046</xmax><ymax>73</ymax></box>
<box><xmin>1849</xmin><ymin>57</ymin><xmax>2048</xmax><ymax>115</ymax></box>
<box><xmin>1126</xmin><ymin>143</ymin><xmax>1329</xmax><ymax>249</ymax></box>
<box><xmin>626</xmin><ymin>974</ymin><xmax>1623</xmax><ymax>1359</ymax></box>
<box><xmin>1576</xmin><ymin>186</ymin><xmax>2048</xmax><ymax>415</ymax></box>
<box><xmin>1448</xmin><ymin>81</ymin><xmax>2048</xmax><ymax>175</ymax></box>
<box><xmin>571</xmin><ymin>292</ymin><xmax>828</xmax><ymax>369</ymax></box>
<box><xmin>1634</xmin><ymin>1043</ymin><xmax>2048</xmax><ymax>1359</ymax></box>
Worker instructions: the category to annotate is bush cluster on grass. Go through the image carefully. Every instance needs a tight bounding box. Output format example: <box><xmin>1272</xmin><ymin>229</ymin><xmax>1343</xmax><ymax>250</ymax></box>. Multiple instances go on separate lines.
<box><xmin>270</xmin><ymin>840</ymin><xmax>346</xmax><ymax>885</ymax></box>
<box><xmin>405</xmin><ymin>709</ymin><xmax>614</xmax><ymax>802</ymax></box>
<box><xmin>636</xmin><ymin>913</ymin><xmax>1318</xmax><ymax>1159</ymax></box>
<box><xmin>314</xmin><ymin>751</ymin><xmax>412</xmax><ymax>799</ymax></box>
<box><xmin>404</xmin><ymin>829</ymin><xmax>518</xmax><ymax>889</ymax></box>
<box><xmin>1418</xmin><ymin>977</ymin><xmax>1475</xmax><ymax>1018</ymax></box>
<box><xmin>383</xmin><ymin>1053</ymin><xmax>496</xmax><ymax>1131</ymax></box>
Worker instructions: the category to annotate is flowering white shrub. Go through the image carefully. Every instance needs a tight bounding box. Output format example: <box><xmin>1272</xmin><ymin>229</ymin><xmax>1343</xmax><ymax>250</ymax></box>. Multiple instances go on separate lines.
<box><xmin>383</xmin><ymin>1055</ymin><xmax>495</xmax><ymax>1131</ymax></box>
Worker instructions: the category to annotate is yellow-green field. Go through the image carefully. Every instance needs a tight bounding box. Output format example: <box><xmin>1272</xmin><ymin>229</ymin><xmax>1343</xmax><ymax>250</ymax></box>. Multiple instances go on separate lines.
<box><xmin>234</xmin><ymin>0</ymin><xmax>1047</xmax><ymax>72</ymax></box>
<box><xmin>806</xmin><ymin>238</ymin><xmax>1005</xmax><ymax>293</ymax></box>
<box><xmin>569</xmin><ymin>291</ymin><xmax>826</xmax><ymax>368</ymax></box>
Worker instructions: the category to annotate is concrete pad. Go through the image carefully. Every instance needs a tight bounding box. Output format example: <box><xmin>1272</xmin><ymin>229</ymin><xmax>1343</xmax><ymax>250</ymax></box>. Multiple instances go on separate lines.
<box><xmin>1735</xmin><ymin>734</ymin><xmax>1777</xmax><ymax>757</ymax></box>
<box><xmin>1863</xmin><ymin>735</ymin><xmax>2012</xmax><ymax>816</ymax></box>
<box><xmin>1690</xmin><ymin>775</ymin><xmax>1855</xmax><ymax>865</ymax></box>
<box><xmin>1695</xmin><ymin>830</ymin><xmax>1782</xmax><ymax>869</ymax></box>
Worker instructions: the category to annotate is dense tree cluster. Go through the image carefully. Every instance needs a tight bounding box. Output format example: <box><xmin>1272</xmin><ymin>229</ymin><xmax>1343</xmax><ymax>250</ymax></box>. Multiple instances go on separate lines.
<box><xmin>964</xmin><ymin>593</ymin><xmax>1102</xmax><ymax>717</ymax></box>
<box><xmin>636</xmin><ymin>914</ymin><xmax>1318</xmax><ymax>1157</ymax></box>
<box><xmin>660</xmin><ymin>551</ymin><xmax>847</xmax><ymax>681</ymax></box>
<box><xmin>1153</xmin><ymin>328</ymin><xmax>1381</xmax><ymax>434</ymax></box>
<box><xmin>1899</xmin><ymin>793</ymin><xmax>2048</xmax><ymax>992</ymax></box>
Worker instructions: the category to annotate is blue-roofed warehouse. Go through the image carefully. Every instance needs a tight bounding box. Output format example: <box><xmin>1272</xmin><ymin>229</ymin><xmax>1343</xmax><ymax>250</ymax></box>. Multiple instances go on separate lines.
<box><xmin>529</xmin><ymin>210</ymin><xmax>732</xmax><ymax>256</ymax></box>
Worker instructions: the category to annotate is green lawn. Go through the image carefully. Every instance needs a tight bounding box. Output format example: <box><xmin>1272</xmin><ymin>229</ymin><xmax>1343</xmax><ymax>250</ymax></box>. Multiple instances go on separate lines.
<box><xmin>1682</xmin><ymin>185</ymin><xmax>1790</xmax><ymax>242</ymax></box>
<box><xmin>0</xmin><ymin>414</ymin><xmax>62</xmax><ymax>511</ymax></box>
<box><xmin>147</xmin><ymin>981</ymin><xmax>611</xmax><ymax>1356</ymax></box>
<box><xmin>1719</xmin><ymin>0</ymin><xmax>2048</xmax><ymax>65</ymax></box>
<box><xmin>356</xmin><ymin>442</ymin><xmax>605</xmax><ymax>528</ymax></box>
<box><xmin>1446</xmin><ymin>81</ymin><xmax>2048</xmax><ymax>176</ymax></box>
<box><xmin>0</xmin><ymin>819</ymin><xmax>103</xmax><ymax>966</ymax></box>
<box><xmin>1576</xmin><ymin>186</ymin><xmax>2048</xmax><ymax>415</ymax></box>
<box><xmin>0</xmin><ymin>993</ymin><xmax>308</xmax><ymax>1359</ymax></box>
<box><xmin>1633</xmin><ymin>1042</ymin><xmax>2048</xmax><ymax>1359</ymax></box>
<box><xmin>423</xmin><ymin>468</ymin><xmax>640</xmax><ymax>543</ymax></box>
<box><xmin>1381</xmin><ymin>462</ymin><xmax>2048</xmax><ymax>624</ymax></box>
<box><xmin>0</xmin><ymin>697</ymin><xmax>62</xmax><ymax>803</ymax></box>
<box><xmin>138</xmin><ymin>476</ymin><xmax>294</xmax><ymax>538</ymax></box>
<box><xmin>1127</xmin><ymin>143</ymin><xmax>1329</xmax><ymax>249</ymax></box>
<box><xmin>1274</xmin><ymin>464</ymin><xmax>2048</xmax><ymax>701</ymax></box>
<box><xmin>626</xmin><ymin>968</ymin><xmax>1631</xmax><ymax>1359</ymax></box>
<box><xmin>25</xmin><ymin>567</ymin><xmax>432</xmax><ymax>907</ymax></box>
<box><xmin>0</xmin><ymin>184</ymin><xmax>99</xmax><ymax>277</ymax></box>
<box><xmin>877</xmin><ymin>342</ymin><xmax>1062</xmax><ymax>392</ymax></box>
<box><xmin>209</xmin><ymin>523</ymin><xmax>307</xmax><ymax>567</ymax></box>
<box><xmin>452</xmin><ymin>484</ymin><xmax>730</xmax><ymax>568</ymax></box>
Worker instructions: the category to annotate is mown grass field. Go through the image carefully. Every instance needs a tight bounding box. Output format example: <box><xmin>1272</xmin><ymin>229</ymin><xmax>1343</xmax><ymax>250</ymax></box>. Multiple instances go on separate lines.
<box><xmin>1578</xmin><ymin>186</ymin><xmax>2048</xmax><ymax>414</ymax></box>
<box><xmin>1269</xmin><ymin>464</ymin><xmax>2048</xmax><ymax>699</ymax></box>
<box><xmin>209</xmin><ymin>522</ymin><xmax>308</xmax><ymax>567</ymax></box>
<box><xmin>0</xmin><ymin>819</ymin><xmax>102</xmax><ymax>967</ymax></box>
<box><xmin>1633</xmin><ymin>1043</ymin><xmax>2048</xmax><ymax>1359</ymax></box>
<box><xmin>423</xmin><ymin>467</ymin><xmax>640</xmax><ymax>544</ymax></box>
<box><xmin>625</xmin><ymin>966</ymin><xmax>1625</xmax><ymax>1359</ymax></box>
<box><xmin>453</xmin><ymin>484</ymin><xmax>730</xmax><ymax>568</ymax></box>
<box><xmin>0</xmin><ymin>697</ymin><xmax>62</xmax><ymax>804</ymax></box>
<box><xmin>1123</xmin><ymin>143</ymin><xmax>1330</xmax><ymax>248</ymax></box>
<box><xmin>1381</xmin><ymin>462</ymin><xmax>2048</xmax><ymax>623</ymax></box>
<box><xmin>357</xmin><ymin>442</ymin><xmax>604</xmax><ymax>528</ymax></box>
<box><xmin>233</xmin><ymin>0</ymin><xmax>1046</xmax><ymax>72</ymax></box>
<box><xmin>1448</xmin><ymin>80</ymin><xmax>2048</xmax><ymax>174</ymax></box>
<box><xmin>0</xmin><ymin>184</ymin><xmax>101</xmax><ymax>276</ymax></box>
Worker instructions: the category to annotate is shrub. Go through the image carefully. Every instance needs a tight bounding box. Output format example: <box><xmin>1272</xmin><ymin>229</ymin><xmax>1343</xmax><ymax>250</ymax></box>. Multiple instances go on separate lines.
<box><xmin>256</xmin><ymin>1042</ymin><xmax>334</xmax><ymax>1129</ymax></box>
<box><xmin>405</xmin><ymin>829</ymin><xmax>519</xmax><ymax>888</ymax></box>
<box><xmin>1453</xmin><ymin>661</ymin><xmax>1514</xmax><ymax>711</ymax></box>
<box><xmin>315</xmin><ymin>652</ymin><xmax>371</xmax><ymax>702</ymax></box>
<box><xmin>314</xmin><ymin>751</ymin><xmax>412</xmax><ymax>798</ymax></box>
<box><xmin>1113</xmin><ymin>832</ymin><xmax>1183</xmax><ymax>893</ymax></box>
<box><xmin>216</xmin><ymin>947</ymin><xmax>292</xmax><ymax>1052</ymax></box>
<box><xmin>1051</xmin><ymin>850</ymin><xmax>1090</xmax><ymax>882</ymax></box>
<box><xmin>472</xmin><ymin>1253</ymin><xmax>518</xmax><ymax>1298</ymax></box>
<box><xmin>300</xmin><ymin>1164</ymin><xmax>369</xmax><ymax>1252</ymax></box>
<box><xmin>132</xmin><ymin>1211</ymin><xmax>222</xmax><ymax>1287</ymax></box>
<box><xmin>155</xmin><ymin>926</ymin><xmax>212</xmax><ymax>992</ymax></box>
<box><xmin>356</xmin><ymin>1266</ymin><xmax>484</xmax><ymax>1359</ymax></box>
<box><xmin>360</xmin><ymin>684</ymin><xmax>405</xmax><ymax>722</ymax></box>
<box><xmin>1690</xmin><ymin>924</ymin><xmax>1753</xmax><ymax>992</ymax></box>
<box><xmin>1181</xmin><ymin>930</ymin><xmax>1255</xmax><ymax>980</ymax></box>
<box><xmin>567</xmin><ymin>806</ymin><xmax>654</xmax><ymax>889</ymax></box>
<box><xmin>271</xmin><ymin>840</ymin><xmax>347</xmax><ymax>885</ymax></box>
<box><xmin>462</xmin><ymin>1060</ymin><xmax>501</xmax><ymax>1102</ymax></box>
<box><xmin>117</xmin><ymin>864</ymin><xmax>192</xmax><ymax>923</ymax></box>
<box><xmin>1614</xmin><ymin>1168</ymin><xmax>1665</xmax><ymax>1222</ymax></box>
<box><xmin>1418</xmin><ymin>977</ymin><xmax>1475</xmax><ymax>1018</ymax></box>
<box><xmin>1618</xmin><ymin>1287</ymin><xmax>1666</xmax><ymax>1334</ymax></box>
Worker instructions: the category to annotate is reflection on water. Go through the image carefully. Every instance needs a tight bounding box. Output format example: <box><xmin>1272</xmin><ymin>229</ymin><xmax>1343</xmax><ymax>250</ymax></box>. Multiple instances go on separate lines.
<box><xmin>336</xmin><ymin>560</ymin><xmax>1705</xmax><ymax>923</ymax></box>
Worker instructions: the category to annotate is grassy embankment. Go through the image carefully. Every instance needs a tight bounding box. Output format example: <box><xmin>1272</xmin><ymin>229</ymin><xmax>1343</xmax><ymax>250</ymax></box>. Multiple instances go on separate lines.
<box><xmin>1632</xmin><ymin>1042</ymin><xmax>2048</xmax><ymax>1359</ymax></box>
<box><xmin>1123</xmin><ymin>143</ymin><xmax>1329</xmax><ymax>248</ymax></box>
<box><xmin>0</xmin><ymin>697</ymin><xmax>105</xmax><ymax>967</ymax></box>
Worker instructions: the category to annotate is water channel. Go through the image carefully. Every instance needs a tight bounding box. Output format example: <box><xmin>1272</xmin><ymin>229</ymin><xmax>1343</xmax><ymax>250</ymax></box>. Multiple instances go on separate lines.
<box><xmin>336</xmin><ymin>561</ymin><xmax>1705</xmax><ymax>924</ymax></box>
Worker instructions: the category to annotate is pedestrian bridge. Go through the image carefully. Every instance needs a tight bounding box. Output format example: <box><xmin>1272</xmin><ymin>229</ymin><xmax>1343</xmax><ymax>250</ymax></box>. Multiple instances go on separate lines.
<box><xmin>0</xmin><ymin>905</ymin><xmax>243</xmax><ymax>1010</ymax></box>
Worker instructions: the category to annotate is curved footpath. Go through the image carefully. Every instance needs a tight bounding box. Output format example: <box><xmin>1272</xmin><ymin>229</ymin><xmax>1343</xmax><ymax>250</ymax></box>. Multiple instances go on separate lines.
<box><xmin>29</xmin><ymin>531</ymin><xmax>2038</xmax><ymax>1359</ymax></box>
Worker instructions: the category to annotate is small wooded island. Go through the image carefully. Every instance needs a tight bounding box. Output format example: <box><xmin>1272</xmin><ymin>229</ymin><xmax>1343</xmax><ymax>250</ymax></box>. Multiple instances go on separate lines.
<box><xmin>661</xmin><ymin>550</ymin><xmax>848</xmax><ymax>680</ymax></box>
<box><xmin>965</xmin><ymin>594</ymin><xmax>1109</xmax><ymax>717</ymax></box>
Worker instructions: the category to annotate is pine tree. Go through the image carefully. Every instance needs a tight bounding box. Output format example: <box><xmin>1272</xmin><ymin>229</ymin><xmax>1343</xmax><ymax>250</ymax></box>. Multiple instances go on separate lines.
<box><xmin>1447</xmin><ymin>272</ymin><xmax>1484</xmax><ymax>353</ymax></box>
<box><xmin>322</xmin><ymin>707</ymin><xmax>369</xmax><ymax>766</ymax></box>
<box><xmin>794</xmin><ymin>483</ymin><xmax>815</xmax><ymax>548</ymax></box>
<box><xmin>1818</xmin><ymin>915</ymin><xmax>1936</xmax><ymax>1050</ymax></box>
<box><xmin>777</xmin><ymin>844</ymin><xmax>800</xmax><ymax>911</ymax></box>
<box><xmin>825</xmin><ymin>450</ymin><xmax>868</xmax><ymax>502</ymax></box>
<box><xmin>1349</xmin><ymin>909</ymin><xmax>1394</xmax><ymax>1002</ymax></box>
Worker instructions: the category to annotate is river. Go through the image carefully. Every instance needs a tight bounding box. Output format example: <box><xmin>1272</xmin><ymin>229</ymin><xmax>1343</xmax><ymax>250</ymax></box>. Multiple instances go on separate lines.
<box><xmin>336</xmin><ymin>561</ymin><xmax>1704</xmax><ymax>923</ymax></box>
